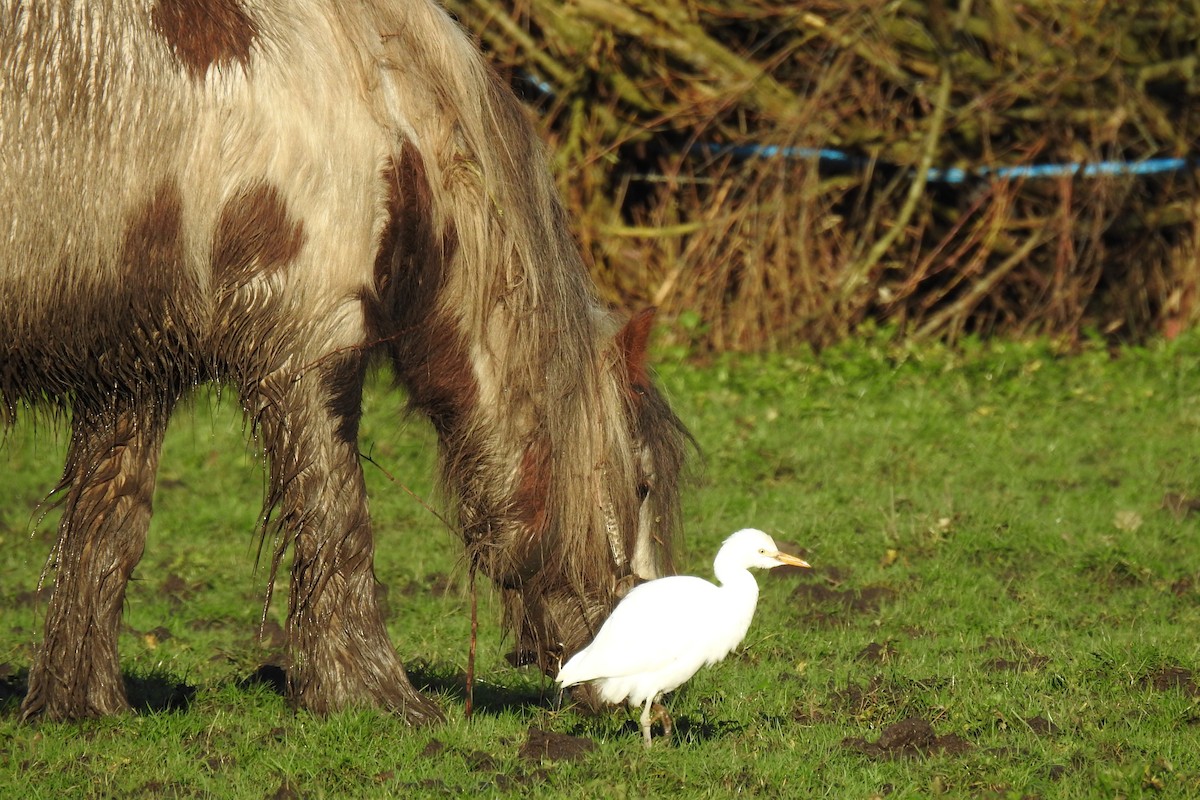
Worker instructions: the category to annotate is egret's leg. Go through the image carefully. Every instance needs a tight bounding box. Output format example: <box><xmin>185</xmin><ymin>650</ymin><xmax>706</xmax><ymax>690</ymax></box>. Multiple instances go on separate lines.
<box><xmin>640</xmin><ymin>697</ymin><xmax>655</xmax><ymax>748</ymax></box>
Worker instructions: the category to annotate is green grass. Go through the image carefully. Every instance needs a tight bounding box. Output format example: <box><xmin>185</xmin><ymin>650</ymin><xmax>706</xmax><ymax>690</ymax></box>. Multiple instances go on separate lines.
<box><xmin>3</xmin><ymin>331</ymin><xmax>1200</xmax><ymax>798</ymax></box>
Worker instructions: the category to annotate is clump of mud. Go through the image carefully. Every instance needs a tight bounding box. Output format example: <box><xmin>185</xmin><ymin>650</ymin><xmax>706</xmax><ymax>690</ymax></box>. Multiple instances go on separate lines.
<box><xmin>842</xmin><ymin>717</ymin><xmax>972</xmax><ymax>759</ymax></box>
<box><xmin>789</xmin><ymin>580</ymin><xmax>898</xmax><ymax>627</ymax></box>
<box><xmin>1142</xmin><ymin>666</ymin><xmax>1199</xmax><ymax>696</ymax></box>
<box><xmin>519</xmin><ymin>727</ymin><xmax>596</xmax><ymax>762</ymax></box>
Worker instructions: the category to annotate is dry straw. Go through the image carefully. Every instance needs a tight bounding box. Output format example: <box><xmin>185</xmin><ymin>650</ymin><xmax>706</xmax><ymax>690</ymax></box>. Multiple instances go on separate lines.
<box><xmin>447</xmin><ymin>0</ymin><xmax>1200</xmax><ymax>349</ymax></box>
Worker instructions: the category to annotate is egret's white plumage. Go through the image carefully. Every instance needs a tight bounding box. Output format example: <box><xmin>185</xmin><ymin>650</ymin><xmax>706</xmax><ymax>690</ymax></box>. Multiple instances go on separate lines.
<box><xmin>556</xmin><ymin>528</ymin><xmax>811</xmax><ymax>746</ymax></box>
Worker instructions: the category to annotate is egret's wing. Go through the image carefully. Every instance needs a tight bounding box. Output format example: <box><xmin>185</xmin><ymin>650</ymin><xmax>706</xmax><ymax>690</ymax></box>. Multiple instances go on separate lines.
<box><xmin>557</xmin><ymin>576</ymin><xmax>717</xmax><ymax>685</ymax></box>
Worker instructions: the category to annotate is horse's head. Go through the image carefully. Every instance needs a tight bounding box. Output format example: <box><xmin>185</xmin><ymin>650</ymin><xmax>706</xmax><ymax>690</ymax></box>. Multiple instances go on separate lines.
<box><xmin>470</xmin><ymin>308</ymin><xmax>693</xmax><ymax>676</ymax></box>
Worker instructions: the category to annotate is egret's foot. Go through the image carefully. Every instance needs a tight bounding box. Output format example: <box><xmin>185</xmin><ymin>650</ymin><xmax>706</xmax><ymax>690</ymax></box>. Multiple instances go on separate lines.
<box><xmin>639</xmin><ymin>697</ymin><xmax>673</xmax><ymax>748</ymax></box>
<box><xmin>651</xmin><ymin>702</ymin><xmax>673</xmax><ymax>741</ymax></box>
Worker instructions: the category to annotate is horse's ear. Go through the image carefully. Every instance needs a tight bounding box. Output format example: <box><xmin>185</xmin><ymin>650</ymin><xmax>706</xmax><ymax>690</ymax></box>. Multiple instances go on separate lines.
<box><xmin>616</xmin><ymin>307</ymin><xmax>657</xmax><ymax>395</ymax></box>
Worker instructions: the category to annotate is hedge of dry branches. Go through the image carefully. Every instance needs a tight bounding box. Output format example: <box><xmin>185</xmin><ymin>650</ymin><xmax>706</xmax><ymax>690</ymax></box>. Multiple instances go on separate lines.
<box><xmin>447</xmin><ymin>0</ymin><xmax>1200</xmax><ymax>350</ymax></box>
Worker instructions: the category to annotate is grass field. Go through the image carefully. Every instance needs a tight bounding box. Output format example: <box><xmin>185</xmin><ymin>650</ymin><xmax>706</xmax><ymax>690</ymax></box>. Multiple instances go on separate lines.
<box><xmin>2</xmin><ymin>331</ymin><xmax>1199</xmax><ymax>798</ymax></box>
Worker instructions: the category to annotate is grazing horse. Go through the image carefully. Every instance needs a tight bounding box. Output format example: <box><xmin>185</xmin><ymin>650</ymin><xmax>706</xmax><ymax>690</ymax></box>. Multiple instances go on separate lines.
<box><xmin>0</xmin><ymin>0</ymin><xmax>691</xmax><ymax>723</ymax></box>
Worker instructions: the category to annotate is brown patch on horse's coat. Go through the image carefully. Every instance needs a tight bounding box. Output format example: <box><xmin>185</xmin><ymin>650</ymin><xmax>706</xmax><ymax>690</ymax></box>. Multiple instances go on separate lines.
<box><xmin>504</xmin><ymin>439</ymin><xmax>552</xmax><ymax>583</ymax></box>
<box><xmin>373</xmin><ymin>142</ymin><xmax>476</xmax><ymax>436</ymax></box>
<box><xmin>111</xmin><ymin>179</ymin><xmax>200</xmax><ymax>396</ymax></box>
<box><xmin>321</xmin><ymin>352</ymin><xmax>367</xmax><ymax>446</ymax></box>
<box><xmin>151</xmin><ymin>0</ymin><xmax>258</xmax><ymax>80</ymax></box>
<box><xmin>123</xmin><ymin>180</ymin><xmax>186</xmax><ymax>276</ymax></box>
<box><xmin>212</xmin><ymin>182</ymin><xmax>306</xmax><ymax>286</ymax></box>
<box><xmin>2</xmin><ymin>179</ymin><xmax>197</xmax><ymax>409</ymax></box>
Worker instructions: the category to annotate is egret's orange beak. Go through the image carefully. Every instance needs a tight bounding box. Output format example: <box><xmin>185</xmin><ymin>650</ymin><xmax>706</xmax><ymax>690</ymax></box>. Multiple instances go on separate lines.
<box><xmin>774</xmin><ymin>552</ymin><xmax>812</xmax><ymax>569</ymax></box>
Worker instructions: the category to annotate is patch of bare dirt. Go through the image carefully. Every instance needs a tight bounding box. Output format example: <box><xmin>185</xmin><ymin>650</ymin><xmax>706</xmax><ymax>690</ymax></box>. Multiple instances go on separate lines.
<box><xmin>12</xmin><ymin>587</ymin><xmax>50</xmax><ymax>607</ymax></box>
<box><xmin>1142</xmin><ymin>666</ymin><xmax>1199</xmax><ymax>696</ymax></box>
<box><xmin>842</xmin><ymin>717</ymin><xmax>972</xmax><ymax>760</ymax></box>
<box><xmin>418</xmin><ymin>735</ymin><xmax>553</xmax><ymax>791</ymax></box>
<box><xmin>519</xmin><ymin>727</ymin><xmax>596</xmax><ymax>762</ymax></box>
<box><xmin>267</xmin><ymin>777</ymin><xmax>303</xmax><ymax>800</ymax></box>
<box><xmin>1023</xmin><ymin>716</ymin><xmax>1061</xmax><ymax>736</ymax></box>
<box><xmin>1161</xmin><ymin>492</ymin><xmax>1200</xmax><ymax>519</ymax></box>
<box><xmin>789</xmin><ymin>580</ymin><xmax>898</xmax><ymax>627</ymax></box>
<box><xmin>794</xmin><ymin>675</ymin><xmax>943</xmax><ymax>725</ymax></box>
<box><xmin>980</xmin><ymin>637</ymin><xmax>1049</xmax><ymax>673</ymax></box>
<box><xmin>462</xmin><ymin>749</ymin><xmax>498</xmax><ymax>772</ymax></box>
<box><xmin>1079</xmin><ymin>555</ymin><xmax>1151</xmax><ymax>589</ymax></box>
<box><xmin>856</xmin><ymin>641</ymin><xmax>897</xmax><ymax>664</ymax></box>
<box><xmin>160</xmin><ymin>572</ymin><xmax>206</xmax><ymax>602</ymax></box>
<box><xmin>830</xmin><ymin>675</ymin><xmax>946</xmax><ymax>715</ymax></box>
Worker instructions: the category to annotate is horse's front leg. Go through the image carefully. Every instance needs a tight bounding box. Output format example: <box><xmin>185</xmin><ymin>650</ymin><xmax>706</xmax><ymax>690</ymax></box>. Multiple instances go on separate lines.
<box><xmin>22</xmin><ymin>403</ymin><xmax>167</xmax><ymax>720</ymax></box>
<box><xmin>247</xmin><ymin>364</ymin><xmax>442</xmax><ymax>724</ymax></box>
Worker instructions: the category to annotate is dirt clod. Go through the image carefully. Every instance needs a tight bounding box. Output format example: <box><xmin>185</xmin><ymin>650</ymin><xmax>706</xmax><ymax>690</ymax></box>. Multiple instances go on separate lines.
<box><xmin>842</xmin><ymin>717</ymin><xmax>972</xmax><ymax>759</ymax></box>
<box><xmin>161</xmin><ymin>573</ymin><xmax>205</xmax><ymax>605</ymax></box>
<box><xmin>1143</xmin><ymin>666</ymin><xmax>1199</xmax><ymax>696</ymax></box>
<box><xmin>1024</xmin><ymin>716</ymin><xmax>1061</xmax><ymax>736</ymax></box>
<box><xmin>790</xmin><ymin>582</ymin><xmax>897</xmax><ymax>626</ymax></box>
<box><xmin>857</xmin><ymin>641</ymin><xmax>897</xmax><ymax>664</ymax></box>
<box><xmin>1161</xmin><ymin>492</ymin><xmax>1200</xmax><ymax>519</ymax></box>
<box><xmin>519</xmin><ymin>727</ymin><xmax>596</xmax><ymax>762</ymax></box>
<box><xmin>1042</xmin><ymin>763</ymin><xmax>1068</xmax><ymax>781</ymax></box>
<box><xmin>464</xmin><ymin>749</ymin><xmax>497</xmax><ymax>772</ymax></box>
<box><xmin>12</xmin><ymin>588</ymin><xmax>50</xmax><ymax>607</ymax></box>
<box><xmin>267</xmin><ymin>778</ymin><xmax>302</xmax><ymax>800</ymax></box>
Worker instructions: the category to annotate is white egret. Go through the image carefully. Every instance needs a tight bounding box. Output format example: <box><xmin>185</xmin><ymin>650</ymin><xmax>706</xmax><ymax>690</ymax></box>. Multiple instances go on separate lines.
<box><xmin>556</xmin><ymin>528</ymin><xmax>811</xmax><ymax>747</ymax></box>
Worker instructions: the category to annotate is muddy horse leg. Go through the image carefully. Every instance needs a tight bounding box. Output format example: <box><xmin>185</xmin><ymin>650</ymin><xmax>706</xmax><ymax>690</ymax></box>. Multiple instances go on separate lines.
<box><xmin>21</xmin><ymin>404</ymin><xmax>166</xmax><ymax>720</ymax></box>
<box><xmin>249</xmin><ymin>369</ymin><xmax>441</xmax><ymax>724</ymax></box>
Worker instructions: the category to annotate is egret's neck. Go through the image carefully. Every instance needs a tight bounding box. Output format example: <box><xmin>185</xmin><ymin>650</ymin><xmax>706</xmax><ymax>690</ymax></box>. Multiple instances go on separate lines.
<box><xmin>714</xmin><ymin>561</ymin><xmax>761</xmax><ymax>606</ymax></box>
<box><xmin>711</xmin><ymin>561</ymin><xmax>762</xmax><ymax>651</ymax></box>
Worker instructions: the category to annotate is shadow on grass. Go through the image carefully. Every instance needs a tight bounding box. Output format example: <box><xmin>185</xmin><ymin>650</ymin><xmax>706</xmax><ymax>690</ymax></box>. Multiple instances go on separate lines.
<box><xmin>564</xmin><ymin>706</ymin><xmax>747</xmax><ymax>746</ymax></box>
<box><xmin>228</xmin><ymin>658</ymin><xmax>556</xmax><ymax>717</ymax></box>
<box><xmin>124</xmin><ymin>670</ymin><xmax>196</xmax><ymax>713</ymax></box>
<box><xmin>406</xmin><ymin>659</ymin><xmax>554</xmax><ymax>716</ymax></box>
<box><xmin>0</xmin><ymin>665</ymin><xmax>25</xmax><ymax>715</ymax></box>
<box><xmin>0</xmin><ymin>666</ymin><xmax>195</xmax><ymax>718</ymax></box>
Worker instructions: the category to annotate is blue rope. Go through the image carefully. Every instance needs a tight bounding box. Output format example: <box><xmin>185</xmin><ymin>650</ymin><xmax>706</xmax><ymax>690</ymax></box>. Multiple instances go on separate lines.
<box><xmin>693</xmin><ymin>143</ymin><xmax>1195</xmax><ymax>183</ymax></box>
<box><xmin>518</xmin><ymin>72</ymin><xmax>1195</xmax><ymax>184</ymax></box>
